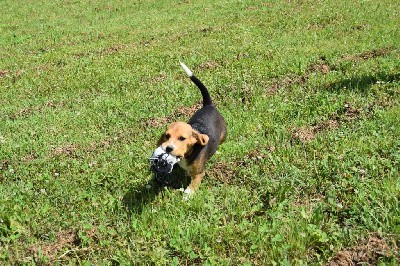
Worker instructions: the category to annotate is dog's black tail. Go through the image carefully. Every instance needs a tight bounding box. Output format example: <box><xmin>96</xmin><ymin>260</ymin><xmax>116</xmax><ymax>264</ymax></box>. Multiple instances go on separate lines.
<box><xmin>180</xmin><ymin>61</ymin><xmax>214</xmax><ymax>107</ymax></box>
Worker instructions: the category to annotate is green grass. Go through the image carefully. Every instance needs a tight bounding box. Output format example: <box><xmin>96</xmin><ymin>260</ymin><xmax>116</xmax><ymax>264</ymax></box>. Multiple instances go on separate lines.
<box><xmin>1</xmin><ymin>0</ymin><xmax>399</xmax><ymax>264</ymax></box>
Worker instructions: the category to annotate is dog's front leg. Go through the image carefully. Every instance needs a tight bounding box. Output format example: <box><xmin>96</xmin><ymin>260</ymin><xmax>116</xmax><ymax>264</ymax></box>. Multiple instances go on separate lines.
<box><xmin>183</xmin><ymin>171</ymin><xmax>205</xmax><ymax>199</ymax></box>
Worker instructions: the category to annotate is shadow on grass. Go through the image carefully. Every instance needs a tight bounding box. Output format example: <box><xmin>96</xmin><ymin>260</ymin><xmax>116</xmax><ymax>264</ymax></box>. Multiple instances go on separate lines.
<box><xmin>123</xmin><ymin>166</ymin><xmax>190</xmax><ymax>214</ymax></box>
<box><xmin>327</xmin><ymin>73</ymin><xmax>399</xmax><ymax>93</ymax></box>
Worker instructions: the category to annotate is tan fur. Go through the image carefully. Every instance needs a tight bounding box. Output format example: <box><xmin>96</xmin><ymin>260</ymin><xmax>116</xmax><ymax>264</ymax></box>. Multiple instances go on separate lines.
<box><xmin>186</xmin><ymin>155</ymin><xmax>207</xmax><ymax>191</ymax></box>
<box><xmin>158</xmin><ymin>122</ymin><xmax>209</xmax><ymax>192</ymax></box>
<box><xmin>158</xmin><ymin>122</ymin><xmax>208</xmax><ymax>158</ymax></box>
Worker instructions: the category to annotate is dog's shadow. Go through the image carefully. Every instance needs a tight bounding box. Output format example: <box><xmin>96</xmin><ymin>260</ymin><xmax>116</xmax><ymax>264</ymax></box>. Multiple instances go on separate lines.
<box><xmin>123</xmin><ymin>166</ymin><xmax>190</xmax><ymax>214</ymax></box>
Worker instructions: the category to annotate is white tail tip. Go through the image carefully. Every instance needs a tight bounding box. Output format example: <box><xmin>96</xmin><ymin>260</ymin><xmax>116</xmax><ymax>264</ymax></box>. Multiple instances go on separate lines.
<box><xmin>180</xmin><ymin>61</ymin><xmax>193</xmax><ymax>77</ymax></box>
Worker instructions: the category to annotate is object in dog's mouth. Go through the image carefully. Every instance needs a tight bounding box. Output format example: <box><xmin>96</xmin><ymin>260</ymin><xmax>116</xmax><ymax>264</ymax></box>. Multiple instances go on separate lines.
<box><xmin>149</xmin><ymin>146</ymin><xmax>181</xmax><ymax>174</ymax></box>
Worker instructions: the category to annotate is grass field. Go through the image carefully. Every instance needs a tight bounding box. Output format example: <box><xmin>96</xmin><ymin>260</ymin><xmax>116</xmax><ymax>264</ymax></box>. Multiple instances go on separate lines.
<box><xmin>1</xmin><ymin>0</ymin><xmax>399</xmax><ymax>264</ymax></box>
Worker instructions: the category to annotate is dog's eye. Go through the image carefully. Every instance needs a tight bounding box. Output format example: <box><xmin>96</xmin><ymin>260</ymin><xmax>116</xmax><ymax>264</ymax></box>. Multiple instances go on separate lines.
<box><xmin>165</xmin><ymin>134</ymin><xmax>170</xmax><ymax>140</ymax></box>
<box><xmin>178</xmin><ymin>136</ymin><xmax>186</xmax><ymax>141</ymax></box>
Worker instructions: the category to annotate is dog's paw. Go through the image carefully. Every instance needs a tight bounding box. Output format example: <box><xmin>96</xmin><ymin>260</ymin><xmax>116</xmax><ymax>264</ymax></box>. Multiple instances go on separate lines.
<box><xmin>183</xmin><ymin>188</ymin><xmax>194</xmax><ymax>200</ymax></box>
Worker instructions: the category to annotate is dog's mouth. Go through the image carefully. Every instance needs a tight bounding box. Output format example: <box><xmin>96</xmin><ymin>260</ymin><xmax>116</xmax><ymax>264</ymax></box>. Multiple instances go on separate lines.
<box><xmin>167</xmin><ymin>152</ymin><xmax>183</xmax><ymax>159</ymax></box>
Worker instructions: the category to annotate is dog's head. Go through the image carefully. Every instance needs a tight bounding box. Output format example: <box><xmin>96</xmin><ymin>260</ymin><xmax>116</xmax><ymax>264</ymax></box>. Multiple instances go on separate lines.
<box><xmin>157</xmin><ymin>122</ymin><xmax>209</xmax><ymax>158</ymax></box>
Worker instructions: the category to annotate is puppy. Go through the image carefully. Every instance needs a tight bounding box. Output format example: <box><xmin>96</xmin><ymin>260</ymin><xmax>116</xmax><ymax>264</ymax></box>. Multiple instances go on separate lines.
<box><xmin>157</xmin><ymin>62</ymin><xmax>227</xmax><ymax>197</ymax></box>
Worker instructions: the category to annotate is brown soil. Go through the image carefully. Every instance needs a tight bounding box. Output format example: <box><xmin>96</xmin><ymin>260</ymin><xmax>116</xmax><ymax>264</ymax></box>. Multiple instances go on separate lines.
<box><xmin>309</xmin><ymin>60</ymin><xmax>331</xmax><ymax>74</ymax></box>
<box><xmin>208</xmin><ymin>161</ymin><xmax>238</xmax><ymax>184</ymax></box>
<box><xmin>198</xmin><ymin>61</ymin><xmax>219</xmax><ymax>70</ymax></box>
<box><xmin>74</xmin><ymin>44</ymin><xmax>134</xmax><ymax>58</ymax></box>
<box><xmin>292</xmin><ymin>126</ymin><xmax>316</xmax><ymax>143</ymax></box>
<box><xmin>0</xmin><ymin>160</ymin><xmax>11</xmax><ymax>171</ymax></box>
<box><xmin>343</xmin><ymin>102</ymin><xmax>362</xmax><ymax>119</ymax></box>
<box><xmin>10</xmin><ymin>101</ymin><xmax>64</xmax><ymax>120</ymax></box>
<box><xmin>291</xmin><ymin>99</ymin><xmax>381</xmax><ymax>143</ymax></box>
<box><xmin>265</xmin><ymin>46</ymin><xmax>394</xmax><ymax>96</ymax></box>
<box><xmin>141</xmin><ymin>102</ymin><xmax>202</xmax><ymax>128</ymax></box>
<box><xmin>0</xmin><ymin>70</ymin><xmax>10</xmax><ymax>77</ymax></box>
<box><xmin>292</xmin><ymin>119</ymin><xmax>339</xmax><ymax>143</ymax></box>
<box><xmin>149</xmin><ymin>73</ymin><xmax>167</xmax><ymax>83</ymax></box>
<box><xmin>29</xmin><ymin>228</ymin><xmax>98</xmax><ymax>263</ymax></box>
<box><xmin>175</xmin><ymin>102</ymin><xmax>202</xmax><ymax>117</ymax></box>
<box><xmin>99</xmin><ymin>44</ymin><xmax>126</xmax><ymax>55</ymax></box>
<box><xmin>142</xmin><ymin>116</ymin><xmax>174</xmax><ymax>128</ymax></box>
<box><xmin>265</xmin><ymin>74</ymin><xmax>310</xmax><ymax>96</ymax></box>
<box><xmin>208</xmin><ymin>146</ymin><xmax>275</xmax><ymax>184</ymax></box>
<box><xmin>51</xmin><ymin>143</ymin><xmax>78</xmax><ymax>157</ymax></box>
<box><xmin>326</xmin><ymin>234</ymin><xmax>398</xmax><ymax>266</ymax></box>
<box><xmin>29</xmin><ymin>230</ymin><xmax>77</xmax><ymax>262</ymax></box>
<box><xmin>21</xmin><ymin>153</ymin><xmax>39</xmax><ymax>162</ymax></box>
<box><xmin>342</xmin><ymin>47</ymin><xmax>393</xmax><ymax>61</ymax></box>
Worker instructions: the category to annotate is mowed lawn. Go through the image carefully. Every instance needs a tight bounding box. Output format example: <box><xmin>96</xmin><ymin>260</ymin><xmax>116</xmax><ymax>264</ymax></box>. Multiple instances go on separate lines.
<box><xmin>1</xmin><ymin>0</ymin><xmax>399</xmax><ymax>264</ymax></box>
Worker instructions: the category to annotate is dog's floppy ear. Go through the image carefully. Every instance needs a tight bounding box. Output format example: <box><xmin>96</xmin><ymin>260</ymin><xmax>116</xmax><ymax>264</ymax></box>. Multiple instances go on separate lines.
<box><xmin>157</xmin><ymin>133</ymin><xmax>165</xmax><ymax>146</ymax></box>
<box><xmin>192</xmin><ymin>130</ymin><xmax>209</xmax><ymax>146</ymax></box>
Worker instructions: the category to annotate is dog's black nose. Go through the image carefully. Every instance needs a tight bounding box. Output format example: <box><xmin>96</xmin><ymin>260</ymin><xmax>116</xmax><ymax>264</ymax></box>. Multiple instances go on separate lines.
<box><xmin>165</xmin><ymin>146</ymin><xmax>173</xmax><ymax>153</ymax></box>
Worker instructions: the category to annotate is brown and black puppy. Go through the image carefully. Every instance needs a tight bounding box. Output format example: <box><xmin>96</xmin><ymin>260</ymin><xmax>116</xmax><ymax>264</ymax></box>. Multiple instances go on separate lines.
<box><xmin>157</xmin><ymin>62</ymin><xmax>227</xmax><ymax>197</ymax></box>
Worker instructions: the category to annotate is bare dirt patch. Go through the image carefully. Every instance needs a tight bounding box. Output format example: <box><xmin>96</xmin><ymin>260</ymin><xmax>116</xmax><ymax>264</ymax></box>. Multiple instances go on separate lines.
<box><xmin>198</xmin><ymin>61</ymin><xmax>219</xmax><ymax>71</ymax></box>
<box><xmin>141</xmin><ymin>102</ymin><xmax>202</xmax><ymax>128</ymax></box>
<box><xmin>51</xmin><ymin>144</ymin><xmax>78</xmax><ymax>157</ymax></box>
<box><xmin>10</xmin><ymin>101</ymin><xmax>64</xmax><ymax>120</ymax></box>
<box><xmin>342</xmin><ymin>102</ymin><xmax>362</xmax><ymax>120</ymax></box>
<box><xmin>0</xmin><ymin>70</ymin><xmax>10</xmax><ymax>77</ymax></box>
<box><xmin>292</xmin><ymin>126</ymin><xmax>316</xmax><ymax>143</ymax></box>
<box><xmin>209</xmin><ymin>146</ymin><xmax>275</xmax><ymax>184</ymax></box>
<box><xmin>246</xmin><ymin>145</ymin><xmax>275</xmax><ymax>161</ymax></box>
<box><xmin>266</xmin><ymin>57</ymin><xmax>334</xmax><ymax>95</ymax></box>
<box><xmin>291</xmin><ymin>99</ymin><xmax>383</xmax><ymax>143</ymax></box>
<box><xmin>266</xmin><ymin>47</ymin><xmax>396</xmax><ymax>96</ymax></box>
<box><xmin>175</xmin><ymin>102</ymin><xmax>202</xmax><ymax>117</ymax></box>
<box><xmin>0</xmin><ymin>160</ymin><xmax>11</xmax><ymax>171</ymax></box>
<box><xmin>208</xmin><ymin>161</ymin><xmax>239</xmax><ymax>184</ymax></box>
<box><xmin>29</xmin><ymin>230</ymin><xmax>77</xmax><ymax>262</ymax></box>
<box><xmin>142</xmin><ymin>116</ymin><xmax>173</xmax><ymax>128</ymax></box>
<box><xmin>342</xmin><ymin>47</ymin><xmax>394</xmax><ymax>61</ymax></box>
<box><xmin>84</xmin><ymin>129</ymin><xmax>136</xmax><ymax>153</ymax></box>
<box><xmin>29</xmin><ymin>228</ymin><xmax>98</xmax><ymax>263</ymax></box>
<box><xmin>266</xmin><ymin>83</ymin><xmax>279</xmax><ymax>95</ymax></box>
<box><xmin>308</xmin><ymin>58</ymin><xmax>331</xmax><ymax>74</ymax></box>
<box><xmin>326</xmin><ymin>234</ymin><xmax>398</xmax><ymax>266</ymax></box>
<box><xmin>99</xmin><ymin>44</ymin><xmax>127</xmax><ymax>56</ymax></box>
<box><xmin>73</xmin><ymin>44</ymin><xmax>133</xmax><ymax>58</ymax></box>
<box><xmin>265</xmin><ymin>75</ymin><xmax>307</xmax><ymax>96</ymax></box>
<box><xmin>140</xmin><ymin>37</ymin><xmax>158</xmax><ymax>47</ymax></box>
<box><xmin>21</xmin><ymin>152</ymin><xmax>39</xmax><ymax>162</ymax></box>
<box><xmin>149</xmin><ymin>72</ymin><xmax>167</xmax><ymax>84</ymax></box>
<box><xmin>292</xmin><ymin>119</ymin><xmax>339</xmax><ymax>143</ymax></box>
<box><xmin>291</xmin><ymin>97</ymin><xmax>395</xmax><ymax>143</ymax></box>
